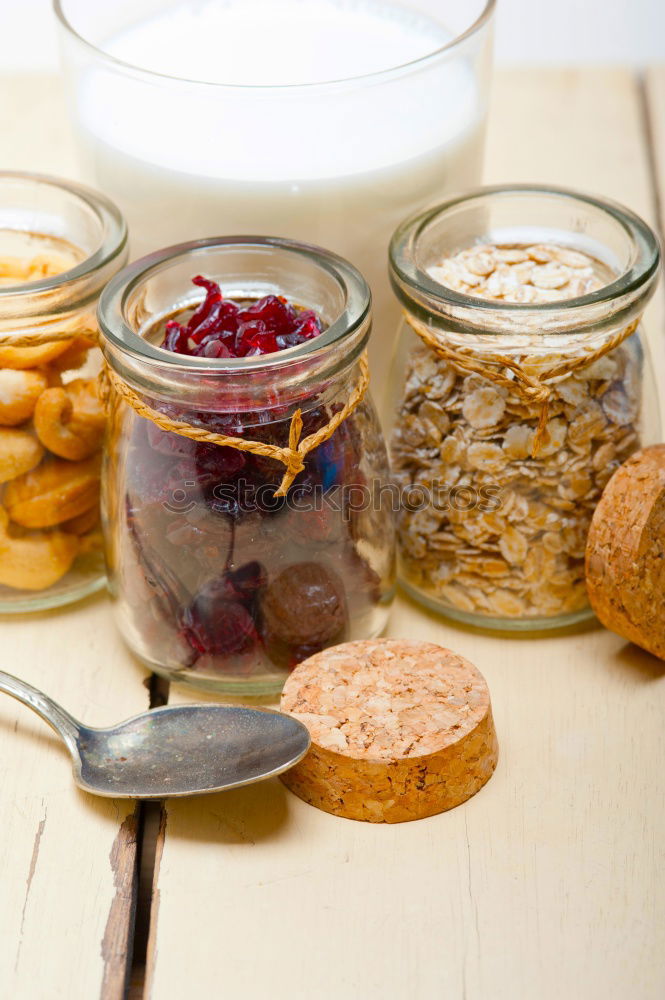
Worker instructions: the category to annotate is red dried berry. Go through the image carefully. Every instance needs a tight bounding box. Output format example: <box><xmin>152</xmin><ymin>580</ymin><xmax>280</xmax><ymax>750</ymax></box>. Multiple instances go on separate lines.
<box><xmin>182</xmin><ymin>589</ymin><xmax>258</xmax><ymax>656</ymax></box>
<box><xmin>201</xmin><ymin>339</ymin><xmax>232</xmax><ymax>359</ymax></box>
<box><xmin>161</xmin><ymin>278</ymin><xmax>323</xmax><ymax>359</ymax></box>
<box><xmin>164</xmin><ymin>320</ymin><xmax>190</xmax><ymax>354</ymax></box>
<box><xmin>195</xmin><ymin>443</ymin><xmax>247</xmax><ymax>480</ymax></box>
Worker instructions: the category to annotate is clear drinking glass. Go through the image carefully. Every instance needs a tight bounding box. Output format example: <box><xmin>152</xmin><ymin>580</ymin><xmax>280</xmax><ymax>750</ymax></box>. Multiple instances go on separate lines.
<box><xmin>54</xmin><ymin>0</ymin><xmax>495</xmax><ymax>388</ymax></box>
<box><xmin>388</xmin><ymin>185</ymin><xmax>661</xmax><ymax>630</ymax></box>
<box><xmin>0</xmin><ymin>171</ymin><xmax>127</xmax><ymax>612</ymax></box>
<box><xmin>98</xmin><ymin>236</ymin><xmax>395</xmax><ymax>695</ymax></box>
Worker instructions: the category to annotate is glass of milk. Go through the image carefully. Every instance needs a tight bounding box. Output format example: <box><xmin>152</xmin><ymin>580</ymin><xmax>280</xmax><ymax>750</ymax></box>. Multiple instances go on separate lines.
<box><xmin>54</xmin><ymin>0</ymin><xmax>495</xmax><ymax>388</ymax></box>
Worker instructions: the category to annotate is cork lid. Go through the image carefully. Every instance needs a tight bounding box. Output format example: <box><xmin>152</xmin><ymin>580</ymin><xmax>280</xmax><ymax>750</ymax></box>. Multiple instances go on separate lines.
<box><xmin>280</xmin><ymin>639</ymin><xmax>498</xmax><ymax>823</ymax></box>
<box><xmin>586</xmin><ymin>444</ymin><xmax>665</xmax><ymax>660</ymax></box>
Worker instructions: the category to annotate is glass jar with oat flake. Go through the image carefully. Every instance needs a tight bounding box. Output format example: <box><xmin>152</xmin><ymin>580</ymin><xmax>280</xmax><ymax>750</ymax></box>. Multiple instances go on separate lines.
<box><xmin>388</xmin><ymin>185</ymin><xmax>661</xmax><ymax>630</ymax></box>
<box><xmin>0</xmin><ymin>172</ymin><xmax>127</xmax><ymax>611</ymax></box>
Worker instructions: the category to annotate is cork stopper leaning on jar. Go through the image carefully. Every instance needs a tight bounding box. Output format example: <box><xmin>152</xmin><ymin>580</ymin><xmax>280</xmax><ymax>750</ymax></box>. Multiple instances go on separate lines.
<box><xmin>97</xmin><ymin>236</ymin><xmax>396</xmax><ymax>696</ymax></box>
<box><xmin>0</xmin><ymin>172</ymin><xmax>127</xmax><ymax>610</ymax></box>
<box><xmin>387</xmin><ymin>185</ymin><xmax>661</xmax><ymax>630</ymax></box>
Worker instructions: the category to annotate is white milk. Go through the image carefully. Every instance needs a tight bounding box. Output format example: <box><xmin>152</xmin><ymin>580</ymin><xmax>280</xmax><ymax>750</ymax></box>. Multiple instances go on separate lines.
<box><xmin>71</xmin><ymin>0</ymin><xmax>486</xmax><ymax>384</ymax></box>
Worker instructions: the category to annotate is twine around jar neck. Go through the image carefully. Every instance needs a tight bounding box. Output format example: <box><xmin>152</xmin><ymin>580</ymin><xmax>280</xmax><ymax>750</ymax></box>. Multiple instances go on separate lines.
<box><xmin>0</xmin><ymin>312</ymin><xmax>370</xmax><ymax>496</ymax></box>
<box><xmin>404</xmin><ymin>312</ymin><xmax>640</xmax><ymax>456</ymax></box>
<box><xmin>98</xmin><ymin>352</ymin><xmax>370</xmax><ymax>497</ymax></box>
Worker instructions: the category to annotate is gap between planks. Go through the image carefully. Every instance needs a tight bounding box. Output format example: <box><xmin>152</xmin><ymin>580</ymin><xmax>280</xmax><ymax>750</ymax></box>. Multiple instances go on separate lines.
<box><xmin>126</xmin><ymin>674</ymin><xmax>170</xmax><ymax>1000</ymax></box>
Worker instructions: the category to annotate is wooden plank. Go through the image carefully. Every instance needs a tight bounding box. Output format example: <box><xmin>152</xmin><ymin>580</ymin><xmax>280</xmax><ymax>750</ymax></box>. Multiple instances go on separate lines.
<box><xmin>0</xmin><ymin>74</ymin><xmax>149</xmax><ymax>998</ymax></box>
<box><xmin>147</xmin><ymin>68</ymin><xmax>665</xmax><ymax>1000</ymax></box>
<box><xmin>0</xmin><ymin>597</ymin><xmax>150</xmax><ymax>998</ymax></box>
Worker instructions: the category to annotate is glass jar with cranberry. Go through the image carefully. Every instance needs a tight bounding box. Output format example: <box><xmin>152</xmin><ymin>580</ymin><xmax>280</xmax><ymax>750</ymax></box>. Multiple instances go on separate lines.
<box><xmin>98</xmin><ymin>237</ymin><xmax>395</xmax><ymax>695</ymax></box>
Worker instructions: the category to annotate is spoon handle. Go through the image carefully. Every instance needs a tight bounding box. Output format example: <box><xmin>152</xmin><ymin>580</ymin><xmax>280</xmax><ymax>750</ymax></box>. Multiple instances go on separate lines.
<box><xmin>0</xmin><ymin>670</ymin><xmax>80</xmax><ymax>752</ymax></box>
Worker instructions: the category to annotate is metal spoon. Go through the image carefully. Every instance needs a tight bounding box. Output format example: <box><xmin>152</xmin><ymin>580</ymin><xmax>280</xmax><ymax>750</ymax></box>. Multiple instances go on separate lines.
<box><xmin>0</xmin><ymin>669</ymin><xmax>310</xmax><ymax>799</ymax></box>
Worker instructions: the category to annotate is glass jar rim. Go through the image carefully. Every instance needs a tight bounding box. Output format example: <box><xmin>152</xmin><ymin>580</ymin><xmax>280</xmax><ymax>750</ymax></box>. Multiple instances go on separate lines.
<box><xmin>0</xmin><ymin>170</ymin><xmax>127</xmax><ymax>299</ymax></box>
<box><xmin>54</xmin><ymin>0</ymin><xmax>495</xmax><ymax>92</ymax></box>
<box><xmin>389</xmin><ymin>184</ymin><xmax>661</xmax><ymax>323</ymax></box>
<box><xmin>98</xmin><ymin>235</ymin><xmax>371</xmax><ymax>374</ymax></box>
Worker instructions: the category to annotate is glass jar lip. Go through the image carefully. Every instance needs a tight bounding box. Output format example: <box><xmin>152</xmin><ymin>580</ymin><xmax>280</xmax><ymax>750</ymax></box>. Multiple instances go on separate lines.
<box><xmin>97</xmin><ymin>235</ymin><xmax>372</xmax><ymax>373</ymax></box>
<box><xmin>389</xmin><ymin>183</ymin><xmax>661</xmax><ymax>319</ymax></box>
<box><xmin>0</xmin><ymin>171</ymin><xmax>127</xmax><ymax>298</ymax></box>
<box><xmin>53</xmin><ymin>0</ymin><xmax>495</xmax><ymax>92</ymax></box>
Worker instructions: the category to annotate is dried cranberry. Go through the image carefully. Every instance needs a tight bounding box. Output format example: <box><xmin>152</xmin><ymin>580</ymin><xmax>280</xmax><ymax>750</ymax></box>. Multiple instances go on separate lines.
<box><xmin>146</xmin><ymin>423</ymin><xmax>196</xmax><ymax>458</ymax></box>
<box><xmin>201</xmin><ymin>339</ymin><xmax>233</xmax><ymax>359</ymax></box>
<box><xmin>160</xmin><ymin>277</ymin><xmax>322</xmax><ymax>359</ymax></box>
<box><xmin>164</xmin><ymin>320</ymin><xmax>189</xmax><ymax>354</ymax></box>
<box><xmin>240</xmin><ymin>294</ymin><xmax>296</xmax><ymax>330</ymax></box>
<box><xmin>235</xmin><ymin>320</ymin><xmax>267</xmax><ymax>355</ymax></box>
<box><xmin>245</xmin><ymin>332</ymin><xmax>280</xmax><ymax>356</ymax></box>
<box><xmin>182</xmin><ymin>583</ymin><xmax>258</xmax><ymax>656</ymax></box>
<box><xmin>192</xmin><ymin>302</ymin><xmax>238</xmax><ymax>343</ymax></box>
<box><xmin>275</xmin><ymin>332</ymin><xmax>304</xmax><ymax>350</ymax></box>
<box><xmin>187</xmin><ymin>276</ymin><xmax>223</xmax><ymax>328</ymax></box>
<box><xmin>195</xmin><ymin>443</ymin><xmax>246</xmax><ymax>481</ymax></box>
<box><xmin>294</xmin><ymin>311</ymin><xmax>323</xmax><ymax>339</ymax></box>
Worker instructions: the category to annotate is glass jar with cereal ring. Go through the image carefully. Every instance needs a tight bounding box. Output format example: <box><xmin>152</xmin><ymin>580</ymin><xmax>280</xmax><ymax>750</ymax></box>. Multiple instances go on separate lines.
<box><xmin>0</xmin><ymin>172</ymin><xmax>127</xmax><ymax>610</ymax></box>
<box><xmin>388</xmin><ymin>185</ymin><xmax>661</xmax><ymax>629</ymax></box>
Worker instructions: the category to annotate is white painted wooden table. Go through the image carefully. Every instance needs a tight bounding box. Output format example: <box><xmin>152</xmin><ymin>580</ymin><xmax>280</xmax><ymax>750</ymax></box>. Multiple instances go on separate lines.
<box><xmin>0</xmin><ymin>68</ymin><xmax>664</xmax><ymax>1000</ymax></box>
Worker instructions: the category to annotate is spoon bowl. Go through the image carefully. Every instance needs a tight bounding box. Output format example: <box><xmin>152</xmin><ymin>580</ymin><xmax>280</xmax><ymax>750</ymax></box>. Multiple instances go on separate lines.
<box><xmin>0</xmin><ymin>670</ymin><xmax>310</xmax><ymax>799</ymax></box>
<box><xmin>75</xmin><ymin>703</ymin><xmax>310</xmax><ymax>798</ymax></box>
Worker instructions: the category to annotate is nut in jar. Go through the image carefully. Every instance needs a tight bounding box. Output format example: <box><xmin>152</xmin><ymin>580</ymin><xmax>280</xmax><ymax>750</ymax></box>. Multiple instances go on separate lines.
<box><xmin>0</xmin><ymin>172</ymin><xmax>126</xmax><ymax>610</ymax></box>
<box><xmin>388</xmin><ymin>186</ymin><xmax>661</xmax><ymax>629</ymax></box>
